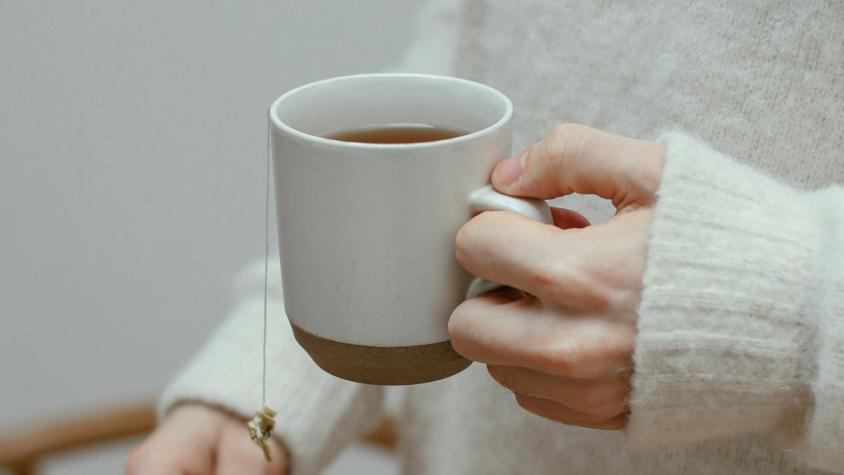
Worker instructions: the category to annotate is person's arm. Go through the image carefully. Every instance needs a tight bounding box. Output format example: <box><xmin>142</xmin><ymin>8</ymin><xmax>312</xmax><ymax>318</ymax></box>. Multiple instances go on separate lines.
<box><xmin>627</xmin><ymin>132</ymin><xmax>844</xmax><ymax>471</ymax></box>
<box><xmin>446</xmin><ymin>123</ymin><xmax>844</xmax><ymax>473</ymax></box>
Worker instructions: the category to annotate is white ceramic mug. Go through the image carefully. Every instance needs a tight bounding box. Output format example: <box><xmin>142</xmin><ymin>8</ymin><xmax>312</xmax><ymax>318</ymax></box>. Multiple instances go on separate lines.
<box><xmin>269</xmin><ymin>74</ymin><xmax>551</xmax><ymax>385</ymax></box>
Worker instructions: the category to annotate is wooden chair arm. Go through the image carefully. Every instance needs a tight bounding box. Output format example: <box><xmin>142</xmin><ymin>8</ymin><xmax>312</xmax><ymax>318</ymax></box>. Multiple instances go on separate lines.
<box><xmin>0</xmin><ymin>402</ymin><xmax>157</xmax><ymax>474</ymax></box>
<box><xmin>0</xmin><ymin>401</ymin><xmax>396</xmax><ymax>474</ymax></box>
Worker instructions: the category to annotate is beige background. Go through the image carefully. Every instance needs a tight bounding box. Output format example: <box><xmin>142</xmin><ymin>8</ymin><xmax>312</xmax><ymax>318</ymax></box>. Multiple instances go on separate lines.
<box><xmin>0</xmin><ymin>1</ymin><xmax>427</xmax><ymax>473</ymax></box>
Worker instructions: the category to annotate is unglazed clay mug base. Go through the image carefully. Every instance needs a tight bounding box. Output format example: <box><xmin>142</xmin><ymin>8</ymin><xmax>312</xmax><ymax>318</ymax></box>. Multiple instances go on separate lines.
<box><xmin>269</xmin><ymin>74</ymin><xmax>551</xmax><ymax>385</ymax></box>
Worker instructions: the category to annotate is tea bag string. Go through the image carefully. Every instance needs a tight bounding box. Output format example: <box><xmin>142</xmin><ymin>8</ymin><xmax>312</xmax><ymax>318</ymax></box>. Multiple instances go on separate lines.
<box><xmin>247</xmin><ymin>125</ymin><xmax>277</xmax><ymax>463</ymax></box>
<box><xmin>262</xmin><ymin>125</ymin><xmax>270</xmax><ymax>408</ymax></box>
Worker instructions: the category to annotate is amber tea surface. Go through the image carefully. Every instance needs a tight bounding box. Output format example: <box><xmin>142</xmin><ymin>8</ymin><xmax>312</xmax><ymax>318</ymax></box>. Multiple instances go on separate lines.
<box><xmin>326</xmin><ymin>124</ymin><xmax>468</xmax><ymax>144</ymax></box>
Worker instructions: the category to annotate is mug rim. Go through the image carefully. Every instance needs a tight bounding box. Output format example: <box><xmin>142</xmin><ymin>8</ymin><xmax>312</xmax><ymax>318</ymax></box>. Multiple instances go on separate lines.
<box><xmin>268</xmin><ymin>73</ymin><xmax>513</xmax><ymax>149</ymax></box>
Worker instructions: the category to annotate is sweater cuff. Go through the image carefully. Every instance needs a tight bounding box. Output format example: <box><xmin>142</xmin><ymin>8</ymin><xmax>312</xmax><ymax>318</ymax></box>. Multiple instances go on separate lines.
<box><xmin>627</xmin><ymin>131</ymin><xmax>823</xmax><ymax>446</ymax></box>
<box><xmin>158</xmin><ymin>260</ymin><xmax>384</xmax><ymax>475</ymax></box>
<box><xmin>797</xmin><ymin>186</ymin><xmax>844</xmax><ymax>471</ymax></box>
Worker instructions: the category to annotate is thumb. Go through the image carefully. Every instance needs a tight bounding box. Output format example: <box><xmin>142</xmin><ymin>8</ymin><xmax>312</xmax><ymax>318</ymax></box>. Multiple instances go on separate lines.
<box><xmin>491</xmin><ymin>123</ymin><xmax>664</xmax><ymax>209</ymax></box>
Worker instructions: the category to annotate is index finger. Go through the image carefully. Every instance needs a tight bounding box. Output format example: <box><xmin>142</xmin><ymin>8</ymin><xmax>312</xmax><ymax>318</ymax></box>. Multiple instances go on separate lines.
<box><xmin>455</xmin><ymin>211</ymin><xmax>611</xmax><ymax>311</ymax></box>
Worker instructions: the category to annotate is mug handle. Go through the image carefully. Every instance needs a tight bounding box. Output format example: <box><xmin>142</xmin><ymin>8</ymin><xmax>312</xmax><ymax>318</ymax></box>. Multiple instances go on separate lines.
<box><xmin>465</xmin><ymin>185</ymin><xmax>553</xmax><ymax>298</ymax></box>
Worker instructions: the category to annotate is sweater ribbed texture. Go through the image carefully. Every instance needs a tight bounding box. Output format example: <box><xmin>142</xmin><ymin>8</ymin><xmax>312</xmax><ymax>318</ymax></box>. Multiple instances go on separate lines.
<box><xmin>628</xmin><ymin>132</ymin><xmax>844</xmax><ymax>473</ymax></box>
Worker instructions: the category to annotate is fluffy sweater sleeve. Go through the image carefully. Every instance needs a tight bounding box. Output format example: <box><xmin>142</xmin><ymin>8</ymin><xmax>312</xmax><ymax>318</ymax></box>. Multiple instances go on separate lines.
<box><xmin>628</xmin><ymin>131</ymin><xmax>844</xmax><ymax>472</ymax></box>
<box><xmin>158</xmin><ymin>260</ymin><xmax>384</xmax><ymax>475</ymax></box>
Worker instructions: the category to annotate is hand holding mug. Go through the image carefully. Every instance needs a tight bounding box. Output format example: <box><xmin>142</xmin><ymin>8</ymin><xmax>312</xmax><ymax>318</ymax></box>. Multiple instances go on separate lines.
<box><xmin>449</xmin><ymin>123</ymin><xmax>665</xmax><ymax>429</ymax></box>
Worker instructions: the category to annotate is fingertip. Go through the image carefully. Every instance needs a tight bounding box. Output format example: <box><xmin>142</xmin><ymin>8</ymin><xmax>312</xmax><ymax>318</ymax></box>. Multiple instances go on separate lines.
<box><xmin>491</xmin><ymin>147</ymin><xmax>529</xmax><ymax>192</ymax></box>
<box><xmin>550</xmin><ymin>207</ymin><xmax>590</xmax><ymax>229</ymax></box>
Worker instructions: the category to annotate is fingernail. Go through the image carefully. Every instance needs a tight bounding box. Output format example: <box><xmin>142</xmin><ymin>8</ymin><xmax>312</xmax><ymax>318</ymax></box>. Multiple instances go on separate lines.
<box><xmin>493</xmin><ymin>147</ymin><xmax>529</xmax><ymax>189</ymax></box>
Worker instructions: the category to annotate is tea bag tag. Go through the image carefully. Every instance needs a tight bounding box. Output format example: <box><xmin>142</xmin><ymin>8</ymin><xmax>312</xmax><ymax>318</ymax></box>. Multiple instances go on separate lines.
<box><xmin>248</xmin><ymin>406</ymin><xmax>277</xmax><ymax>461</ymax></box>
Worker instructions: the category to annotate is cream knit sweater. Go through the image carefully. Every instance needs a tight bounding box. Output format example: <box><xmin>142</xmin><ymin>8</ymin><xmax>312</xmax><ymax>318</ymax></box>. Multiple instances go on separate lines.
<box><xmin>160</xmin><ymin>1</ymin><xmax>844</xmax><ymax>473</ymax></box>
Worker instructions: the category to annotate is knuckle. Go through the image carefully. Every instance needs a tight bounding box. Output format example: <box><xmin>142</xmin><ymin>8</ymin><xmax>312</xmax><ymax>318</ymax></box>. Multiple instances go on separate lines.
<box><xmin>545</xmin><ymin>329</ymin><xmax>634</xmax><ymax>379</ymax></box>
<box><xmin>525</xmin><ymin>259</ymin><xmax>571</xmax><ymax>301</ymax></box>
<box><xmin>545</xmin><ymin>123</ymin><xmax>587</xmax><ymax>161</ymax></box>
<box><xmin>527</xmin><ymin>261</ymin><xmax>557</xmax><ymax>289</ymax></box>
<box><xmin>563</xmin><ymin>268</ymin><xmax>615</xmax><ymax>312</ymax></box>
<box><xmin>524</xmin><ymin>254</ymin><xmax>614</xmax><ymax>311</ymax></box>
<box><xmin>531</xmin><ymin>343</ymin><xmax>570</xmax><ymax>374</ymax></box>
<box><xmin>544</xmin><ymin>342</ymin><xmax>600</xmax><ymax>379</ymax></box>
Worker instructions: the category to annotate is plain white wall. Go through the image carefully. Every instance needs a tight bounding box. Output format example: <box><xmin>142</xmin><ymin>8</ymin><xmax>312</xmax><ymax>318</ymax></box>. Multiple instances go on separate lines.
<box><xmin>0</xmin><ymin>1</ymin><xmax>427</xmax><ymax>473</ymax></box>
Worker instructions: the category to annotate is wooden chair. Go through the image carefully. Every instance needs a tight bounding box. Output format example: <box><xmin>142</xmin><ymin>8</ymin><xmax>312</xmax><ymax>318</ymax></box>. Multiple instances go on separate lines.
<box><xmin>0</xmin><ymin>402</ymin><xmax>396</xmax><ymax>475</ymax></box>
